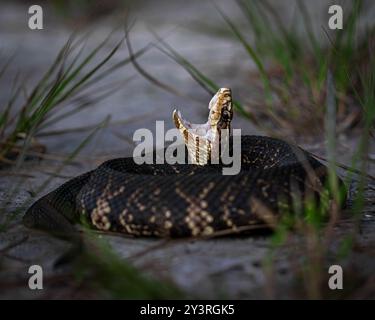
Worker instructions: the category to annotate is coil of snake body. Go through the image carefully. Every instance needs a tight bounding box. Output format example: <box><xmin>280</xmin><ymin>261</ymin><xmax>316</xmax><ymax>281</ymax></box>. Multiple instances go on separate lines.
<box><xmin>23</xmin><ymin>88</ymin><xmax>344</xmax><ymax>238</ymax></box>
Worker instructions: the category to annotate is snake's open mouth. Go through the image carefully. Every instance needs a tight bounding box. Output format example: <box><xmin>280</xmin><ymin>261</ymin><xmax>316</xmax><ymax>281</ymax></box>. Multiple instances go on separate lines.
<box><xmin>173</xmin><ymin>88</ymin><xmax>233</xmax><ymax>165</ymax></box>
<box><xmin>173</xmin><ymin>110</ymin><xmax>215</xmax><ymax>141</ymax></box>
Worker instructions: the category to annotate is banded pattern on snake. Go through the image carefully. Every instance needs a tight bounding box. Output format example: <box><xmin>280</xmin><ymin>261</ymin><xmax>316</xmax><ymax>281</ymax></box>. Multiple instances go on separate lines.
<box><xmin>23</xmin><ymin>88</ymin><xmax>343</xmax><ymax>238</ymax></box>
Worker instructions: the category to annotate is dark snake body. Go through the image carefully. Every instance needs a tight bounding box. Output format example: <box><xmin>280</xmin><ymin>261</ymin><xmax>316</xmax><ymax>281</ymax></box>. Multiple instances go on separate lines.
<box><xmin>23</xmin><ymin>136</ymin><xmax>338</xmax><ymax>238</ymax></box>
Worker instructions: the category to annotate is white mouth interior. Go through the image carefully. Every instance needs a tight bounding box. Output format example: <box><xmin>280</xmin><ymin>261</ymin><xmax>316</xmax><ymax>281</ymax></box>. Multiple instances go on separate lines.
<box><xmin>176</xmin><ymin>110</ymin><xmax>216</xmax><ymax>142</ymax></box>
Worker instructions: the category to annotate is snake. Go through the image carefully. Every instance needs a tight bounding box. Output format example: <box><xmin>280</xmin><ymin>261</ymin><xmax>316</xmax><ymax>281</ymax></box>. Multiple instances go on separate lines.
<box><xmin>23</xmin><ymin>88</ymin><xmax>344</xmax><ymax>239</ymax></box>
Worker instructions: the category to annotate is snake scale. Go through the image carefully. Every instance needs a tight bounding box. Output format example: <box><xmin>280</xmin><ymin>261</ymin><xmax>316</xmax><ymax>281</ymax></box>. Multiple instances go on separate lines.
<box><xmin>23</xmin><ymin>88</ymin><xmax>344</xmax><ymax>238</ymax></box>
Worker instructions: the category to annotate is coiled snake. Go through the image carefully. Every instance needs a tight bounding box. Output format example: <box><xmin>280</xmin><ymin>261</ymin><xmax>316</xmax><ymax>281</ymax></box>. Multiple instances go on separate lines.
<box><xmin>23</xmin><ymin>88</ymin><xmax>343</xmax><ymax>238</ymax></box>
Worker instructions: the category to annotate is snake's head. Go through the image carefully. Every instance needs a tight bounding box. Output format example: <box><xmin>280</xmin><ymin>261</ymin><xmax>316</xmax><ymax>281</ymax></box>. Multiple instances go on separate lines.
<box><xmin>208</xmin><ymin>87</ymin><xmax>233</xmax><ymax>130</ymax></box>
<box><xmin>173</xmin><ymin>88</ymin><xmax>233</xmax><ymax>165</ymax></box>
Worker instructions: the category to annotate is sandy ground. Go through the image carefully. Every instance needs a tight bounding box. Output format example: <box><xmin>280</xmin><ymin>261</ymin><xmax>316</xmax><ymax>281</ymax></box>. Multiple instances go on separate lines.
<box><xmin>0</xmin><ymin>0</ymin><xmax>374</xmax><ymax>299</ymax></box>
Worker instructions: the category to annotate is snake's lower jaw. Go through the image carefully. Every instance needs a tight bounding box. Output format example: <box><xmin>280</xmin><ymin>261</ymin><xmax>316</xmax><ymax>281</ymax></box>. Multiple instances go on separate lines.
<box><xmin>172</xmin><ymin>109</ymin><xmax>185</xmax><ymax>132</ymax></box>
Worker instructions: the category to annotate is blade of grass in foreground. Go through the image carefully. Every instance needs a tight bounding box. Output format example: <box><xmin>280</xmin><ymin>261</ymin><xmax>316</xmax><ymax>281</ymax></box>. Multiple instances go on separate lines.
<box><xmin>325</xmin><ymin>71</ymin><xmax>340</xmax><ymax>202</ymax></box>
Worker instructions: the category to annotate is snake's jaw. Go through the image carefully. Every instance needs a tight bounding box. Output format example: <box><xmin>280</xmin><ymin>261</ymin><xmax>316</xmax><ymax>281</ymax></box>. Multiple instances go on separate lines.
<box><xmin>173</xmin><ymin>88</ymin><xmax>233</xmax><ymax>165</ymax></box>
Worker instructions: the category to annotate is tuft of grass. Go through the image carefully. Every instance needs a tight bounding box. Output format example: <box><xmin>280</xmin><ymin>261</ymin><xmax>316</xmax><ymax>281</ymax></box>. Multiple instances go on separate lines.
<box><xmin>0</xmin><ymin>30</ymin><xmax>148</xmax><ymax>168</ymax></box>
<box><xmin>261</xmin><ymin>44</ymin><xmax>375</xmax><ymax>299</ymax></box>
<box><xmin>154</xmin><ymin>0</ymin><xmax>368</xmax><ymax>137</ymax></box>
